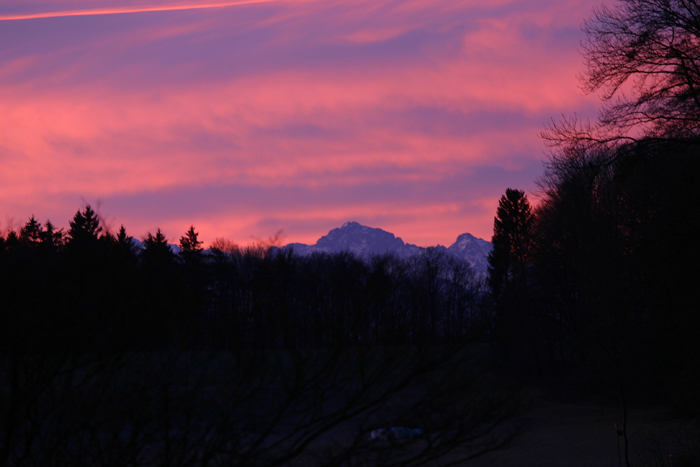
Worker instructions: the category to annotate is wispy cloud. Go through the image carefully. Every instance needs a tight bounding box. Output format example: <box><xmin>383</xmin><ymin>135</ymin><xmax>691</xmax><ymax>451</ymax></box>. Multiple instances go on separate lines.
<box><xmin>0</xmin><ymin>0</ymin><xmax>276</xmax><ymax>21</ymax></box>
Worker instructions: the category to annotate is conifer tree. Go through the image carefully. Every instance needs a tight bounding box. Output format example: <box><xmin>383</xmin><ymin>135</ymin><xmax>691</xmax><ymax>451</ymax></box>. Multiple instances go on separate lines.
<box><xmin>487</xmin><ymin>189</ymin><xmax>533</xmax><ymax>300</ymax></box>
<box><xmin>19</xmin><ymin>215</ymin><xmax>43</xmax><ymax>246</ymax></box>
<box><xmin>179</xmin><ymin>225</ymin><xmax>202</xmax><ymax>253</ymax></box>
<box><xmin>115</xmin><ymin>225</ymin><xmax>138</xmax><ymax>257</ymax></box>
<box><xmin>41</xmin><ymin>220</ymin><xmax>64</xmax><ymax>251</ymax></box>
<box><xmin>4</xmin><ymin>231</ymin><xmax>20</xmax><ymax>251</ymax></box>
<box><xmin>141</xmin><ymin>229</ymin><xmax>175</xmax><ymax>267</ymax></box>
<box><xmin>68</xmin><ymin>205</ymin><xmax>102</xmax><ymax>246</ymax></box>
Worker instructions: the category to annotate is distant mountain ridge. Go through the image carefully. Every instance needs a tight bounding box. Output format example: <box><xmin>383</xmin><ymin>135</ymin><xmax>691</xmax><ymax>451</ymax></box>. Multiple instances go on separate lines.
<box><xmin>283</xmin><ymin>221</ymin><xmax>492</xmax><ymax>273</ymax></box>
<box><xmin>128</xmin><ymin>221</ymin><xmax>493</xmax><ymax>273</ymax></box>
<box><xmin>446</xmin><ymin>232</ymin><xmax>492</xmax><ymax>273</ymax></box>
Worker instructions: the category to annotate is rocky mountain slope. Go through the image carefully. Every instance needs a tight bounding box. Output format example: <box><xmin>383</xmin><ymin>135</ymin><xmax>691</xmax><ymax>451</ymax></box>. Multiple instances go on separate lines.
<box><xmin>283</xmin><ymin>221</ymin><xmax>492</xmax><ymax>273</ymax></box>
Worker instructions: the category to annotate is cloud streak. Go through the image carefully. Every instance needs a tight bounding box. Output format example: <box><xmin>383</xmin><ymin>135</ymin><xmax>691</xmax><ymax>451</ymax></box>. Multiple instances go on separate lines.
<box><xmin>0</xmin><ymin>1</ymin><xmax>276</xmax><ymax>21</ymax></box>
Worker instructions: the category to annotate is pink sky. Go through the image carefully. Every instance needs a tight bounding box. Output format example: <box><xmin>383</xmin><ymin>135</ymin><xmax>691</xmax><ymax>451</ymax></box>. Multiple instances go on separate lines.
<box><xmin>0</xmin><ymin>0</ymin><xmax>602</xmax><ymax>247</ymax></box>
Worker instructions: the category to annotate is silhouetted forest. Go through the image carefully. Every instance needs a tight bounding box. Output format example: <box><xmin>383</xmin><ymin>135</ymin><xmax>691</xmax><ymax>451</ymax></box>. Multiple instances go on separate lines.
<box><xmin>486</xmin><ymin>0</ymin><xmax>700</xmax><ymax>464</ymax></box>
<box><xmin>489</xmin><ymin>139</ymin><xmax>700</xmax><ymax>402</ymax></box>
<box><xmin>1</xmin><ymin>210</ymin><xmax>517</xmax><ymax>467</ymax></box>
<box><xmin>0</xmin><ymin>208</ymin><xmax>487</xmax><ymax>353</ymax></box>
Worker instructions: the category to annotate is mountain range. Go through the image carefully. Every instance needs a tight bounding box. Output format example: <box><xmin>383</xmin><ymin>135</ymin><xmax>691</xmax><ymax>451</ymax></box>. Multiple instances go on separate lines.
<box><xmin>131</xmin><ymin>221</ymin><xmax>493</xmax><ymax>273</ymax></box>
<box><xmin>283</xmin><ymin>221</ymin><xmax>492</xmax><ymax>273</ymax></box>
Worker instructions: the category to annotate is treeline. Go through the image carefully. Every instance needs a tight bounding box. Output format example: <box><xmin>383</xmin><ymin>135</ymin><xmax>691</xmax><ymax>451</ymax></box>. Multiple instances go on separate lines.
<box><xmin>0</xmin><ymin>207</ymin><xmax>488</xmax><ymax>354</ymax></box>
<box><xmin>0</xmin><ymin>210</ymin><xmax>519</xmax><ymax>467</ymax></box>
<box><xmin>489</xmin><ymin>141</ymin><xmax>700</xmax><ymax>394</ymax></box>
<box><xmin>0</xmin><ymin>210</ymin><xmax>524</xmax><ymax>467</ymax></box>
<box><xmin>486</xmin><ymin>0</ymin><xmax>700</xmax><ymax>426</ymax></box>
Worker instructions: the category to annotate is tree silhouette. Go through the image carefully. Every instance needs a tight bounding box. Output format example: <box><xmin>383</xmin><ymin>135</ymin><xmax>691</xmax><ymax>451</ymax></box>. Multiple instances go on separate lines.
<box><xmin>179</xmin><ymin>225</ymin><xmax>202</xmax><ymax>253</ymax></box>
<box><xmin>487</xmin><ymin>189</ymin><xmax>532</xmax><ymax>302</ymax></box>
<box><xmin>141</xmin><ymin>229</ymin><xmax>174</xmax><ymax>265</ymax></box>
<box><xmin>67</xmin><ymin>205</ymin><xmax>102</xmax><ymax>246</ymax></box>
<box><xmin>2</xmin><ymin>231</ymin><xmax>20</xmax><ymax>251</ymax></box>
<box><xmin>486</xmin><ymin>189</ymin><xmax>538</xmax><ymax>366</ymax></box>
<box><xmin>581</xmin><ymin>0</ymin><xmax>700</xmax><ymax>137</ymax></box>
<box><xmin>40</xmin><ymin>220</ymin><xmax>64</xmax><ymax>252</ymax></box>
<box><xmin>19</xmin><ymin>216</ymin><xmax>42</xmax><ymax>247</ymax></box>
<box><xmin>115</xmin><ymin>225</ymin><xmax>138</xmax><ymax>260</ymax></box>
<box><xmin>0</xmin><ymin>207</ymin><xmax>527</xmax><ymax>467</ymax></box>
<box><xmin>542</xmin><ymin>0</ymin><xmax>700</xmax><ymax>162</ymax></box>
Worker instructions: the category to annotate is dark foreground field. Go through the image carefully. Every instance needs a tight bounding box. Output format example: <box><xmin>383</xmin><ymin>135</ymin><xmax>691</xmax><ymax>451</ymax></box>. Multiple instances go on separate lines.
<box><xmin>0</xmin><ymin>344</ymin><xmax>522</xmax><ymax>467</ymax></box>
<box><xmin>318</xmin><ymin>380</ymin><xmax>700</xmax><ymax>467</ymax></box>
<box><xmin>469</xmin><ymin>389</ymin><xmax>699</xmax><ymax>467</ymax></box>
<box><xmin>2</xmin><ymin>345</ymin><xmax>697</xmax><ymax>467</ymax></box>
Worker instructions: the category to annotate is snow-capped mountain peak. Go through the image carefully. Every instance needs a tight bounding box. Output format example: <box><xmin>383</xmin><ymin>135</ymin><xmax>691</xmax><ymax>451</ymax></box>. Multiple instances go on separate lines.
<box><xmin>283</xmin><ymin>222</ymin><xmax>492</xmax><ymax>273</ymax></box>
<box><xmin>447</xmin><ymin>233</ymin><xmax>492</xmax><ymax>273</ymax></box>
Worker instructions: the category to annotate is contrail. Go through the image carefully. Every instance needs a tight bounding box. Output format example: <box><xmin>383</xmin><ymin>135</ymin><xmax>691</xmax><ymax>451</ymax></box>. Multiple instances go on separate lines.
<box><xmin>0</xmin><ymin>0</ymin><xmax>275</xmax><ymax>21</ymax></box>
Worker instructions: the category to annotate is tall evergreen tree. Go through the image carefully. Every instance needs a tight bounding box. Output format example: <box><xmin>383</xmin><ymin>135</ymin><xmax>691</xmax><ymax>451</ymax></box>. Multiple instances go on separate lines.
<box><xmin>40</xmin><ymin>220</ymin><xmax>64</xmax><ymax>252</ymax></box>
<box><xmin>115</xmin><ymin>225</ymin><xmax>138</xmax><ymax>258</ymax></box>
<box><xmin>3</xmin><ymin>230</ymin><xmax>20</xmax><ymax>251</ymax></box>
<box><xmin>142</xmin><ymin>229</ymin><xmax>173</xmax><ymax>264</ymax></box>
<box><xmin>67</xmin><ymin>205</ymin><xmax>102</xmax><ymax>246</ymax></box>
<box><xmin>487</xmin><ymin>189</ymin><xmax>538</xmax><ymax>366</ymax></box>
<box><xmin>179</xmin><ymin>225</ymin><xmax>202</xmax><ymax>253</ymax></box>
<box><xmin>487</xmin><ymin>189</ymin><xmax>533</xmax><ymax>301</ymax></box>
<box><xmin>19</xmin><ymin>216</ymin><xmax>43</xmax><ymax>247</ymax></box>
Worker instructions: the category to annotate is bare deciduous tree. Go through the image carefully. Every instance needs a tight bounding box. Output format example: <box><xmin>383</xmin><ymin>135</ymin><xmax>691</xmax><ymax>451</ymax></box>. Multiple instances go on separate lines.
<box><xmin>543</xmin><ymin>0</ymin><xmax>700</xmax><ymax>151</ymax></box>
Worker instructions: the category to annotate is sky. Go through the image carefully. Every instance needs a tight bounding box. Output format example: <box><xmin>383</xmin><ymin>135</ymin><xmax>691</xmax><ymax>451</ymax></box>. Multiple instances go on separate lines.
<box><xmin>0</xmin><ymin>0</ymin><xmax>603</xmax><ymax>247</ymax></box>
